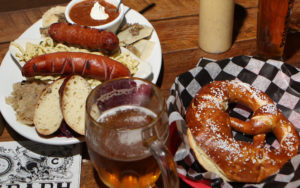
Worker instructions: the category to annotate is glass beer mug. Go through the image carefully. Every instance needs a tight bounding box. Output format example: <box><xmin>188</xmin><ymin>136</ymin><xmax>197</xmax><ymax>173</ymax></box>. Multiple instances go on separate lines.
<box><xmin>85</xmin><ymin>77</ymin><xmax>179</xmax><ymax>188</ymax></box>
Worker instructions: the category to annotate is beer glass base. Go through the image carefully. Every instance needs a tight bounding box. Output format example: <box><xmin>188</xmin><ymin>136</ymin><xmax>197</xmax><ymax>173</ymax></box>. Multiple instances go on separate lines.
<box><xmin>96</xmin><ymin>170</ymin><xmax>161</xmax><ymax>188</ymax></box>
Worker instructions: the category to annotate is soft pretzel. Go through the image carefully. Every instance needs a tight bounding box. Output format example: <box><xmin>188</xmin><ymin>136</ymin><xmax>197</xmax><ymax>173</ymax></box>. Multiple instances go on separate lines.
<box><xmin>186</xmin><ymin>80</ymin><xmax>299</xmax><ymax>183</ymax></box>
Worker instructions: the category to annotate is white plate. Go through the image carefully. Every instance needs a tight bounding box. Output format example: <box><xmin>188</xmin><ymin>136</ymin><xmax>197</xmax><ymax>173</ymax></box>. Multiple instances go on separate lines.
<box><xmin>0</xmin><ymin>7</ymin><xmax>162</xmax><ymax>145</ymax></box>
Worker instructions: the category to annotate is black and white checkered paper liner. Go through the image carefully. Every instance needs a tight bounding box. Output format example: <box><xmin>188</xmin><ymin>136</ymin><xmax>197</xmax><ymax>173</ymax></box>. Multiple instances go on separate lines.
<box><xmin>167</xmin><ymin>56</ymin><xmax>300</xmax><ymax>188</ymax></box>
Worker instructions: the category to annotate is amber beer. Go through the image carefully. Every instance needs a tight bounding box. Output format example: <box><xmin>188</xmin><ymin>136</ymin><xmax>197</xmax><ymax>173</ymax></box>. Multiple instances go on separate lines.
<box><xmin>85</xmin><ymin>77</ymin><xmax>179</xmax><ymax>188</ymax></box>
<box><xmin>86</xmin><ymin>106</ymin><xmax>162</xmax><ymax>188</ymax></box>
<box><xmin>256</xmin><ymin>0</ymin><xmax>294</xmax><ymax>60</ymax></box>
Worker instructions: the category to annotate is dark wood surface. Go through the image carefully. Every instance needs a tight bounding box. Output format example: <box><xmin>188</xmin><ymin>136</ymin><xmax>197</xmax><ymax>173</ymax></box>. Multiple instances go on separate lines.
<box><xmin>1</xmin><ymin>0</ymin><xmax>300</xmax><ymax>187</ymax></box>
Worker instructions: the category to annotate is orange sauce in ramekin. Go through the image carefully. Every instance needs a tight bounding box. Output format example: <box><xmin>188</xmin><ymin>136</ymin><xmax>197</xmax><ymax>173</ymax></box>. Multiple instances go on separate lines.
<box><xmin>69</xmin><ymin>0</ymin><xmax>119</xmax><ymax>26</ymax></box>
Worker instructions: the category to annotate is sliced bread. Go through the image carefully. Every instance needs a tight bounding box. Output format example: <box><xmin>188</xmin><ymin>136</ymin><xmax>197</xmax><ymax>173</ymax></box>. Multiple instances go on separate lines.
<box><xmin>34</xmin><ymin>77</ymin><xmax>65</xmax><ymax>135</ymax></box>
<box><xmin>61</xmin><ymin>75</ymin><xmax>91</xmax><ymax>135</ymax></box>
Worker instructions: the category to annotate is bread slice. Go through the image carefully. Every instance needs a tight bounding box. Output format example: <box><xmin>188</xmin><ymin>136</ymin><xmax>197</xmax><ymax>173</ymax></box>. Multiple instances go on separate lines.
<box><xmin>61</xmin><ymin>75</ymin><xmax>91</xmax><ymax>135</ymax></box>
<box><xmin>34</xmin><ymin>77</ymin><xmax>65</xmax><ymax>135</ymax></box>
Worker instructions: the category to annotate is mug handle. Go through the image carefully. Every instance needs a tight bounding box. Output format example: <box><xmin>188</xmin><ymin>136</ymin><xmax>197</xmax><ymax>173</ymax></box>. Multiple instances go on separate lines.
<box><xmin>150</xmin><ymin>140</ymin><xmax>179</xmax><ymax>188</ymax></box>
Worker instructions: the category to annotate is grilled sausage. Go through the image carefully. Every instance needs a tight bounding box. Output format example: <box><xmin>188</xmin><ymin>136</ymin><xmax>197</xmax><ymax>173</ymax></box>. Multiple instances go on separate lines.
<box><xmin>48</xmin><ymin>22</ymin><xmax>119</xmax><ymax>54</ymax></box>
<box><xmin>22</xmin><ymin>52</ymin><xmax>130</xmax><ymax>81</ymax></box>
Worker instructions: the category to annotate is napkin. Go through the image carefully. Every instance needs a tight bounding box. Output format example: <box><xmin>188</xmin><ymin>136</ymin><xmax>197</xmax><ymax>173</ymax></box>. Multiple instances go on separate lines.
<box><xmin>0</xmin><ymin>141</ymin><xmax>81</xmax><ymax>187</ymax></box>
<box><xmin>167</xmin><ymin>56</ymin><xmax>300</xmax><ymax>188</ymax></box>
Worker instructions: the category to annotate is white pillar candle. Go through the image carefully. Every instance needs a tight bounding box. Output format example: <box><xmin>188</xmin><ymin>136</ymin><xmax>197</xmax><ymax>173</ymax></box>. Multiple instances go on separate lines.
<box><xmin>198</xmin><ymin>0</ymin><xmax>235</xmax><ymax>53</ymax></box>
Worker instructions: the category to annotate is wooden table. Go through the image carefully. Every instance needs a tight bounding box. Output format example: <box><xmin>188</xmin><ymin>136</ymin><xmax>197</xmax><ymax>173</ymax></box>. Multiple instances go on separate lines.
<box><xmin>1</xmin><ymin>0</ymin><xmax>300</xmax><ymax>187</ymax></box>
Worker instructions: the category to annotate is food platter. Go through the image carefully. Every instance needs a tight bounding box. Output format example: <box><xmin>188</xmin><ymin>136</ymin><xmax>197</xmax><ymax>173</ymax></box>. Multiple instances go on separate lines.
<box><xmin>0</xmin><ymin>6</ymin><xmax>162</xmax><ymax>145</ymax></box>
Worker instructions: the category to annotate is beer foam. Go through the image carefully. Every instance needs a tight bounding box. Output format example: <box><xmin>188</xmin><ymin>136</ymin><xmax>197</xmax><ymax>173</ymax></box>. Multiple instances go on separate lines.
<box><xmin>97</xmin><ymin>105</ymin><xmax>157</xmax><ymax>146</ymax></box>
<box><xmin>97</xmin><ymin>105</ymin><xmax>156</xmax><ymax>122</ymax></box>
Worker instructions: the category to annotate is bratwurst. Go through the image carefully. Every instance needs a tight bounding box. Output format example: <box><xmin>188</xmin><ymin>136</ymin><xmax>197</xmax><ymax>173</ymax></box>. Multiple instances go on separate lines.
<box><xmin>48</xmin><ymin>22</ymin><xmax>119</xmax><ymax>54</ymax></box>
<box><xmin>22</xmin><ymin>52</ymin><xmax>130</xmax><ymax>81</ymax></box>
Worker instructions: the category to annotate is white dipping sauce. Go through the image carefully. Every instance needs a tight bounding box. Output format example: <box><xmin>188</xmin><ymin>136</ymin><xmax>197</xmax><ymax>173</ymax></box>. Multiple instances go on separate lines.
<box><xmin>198</xmin><ymin>0</ymin><xmax>235</xmax><ymax>53</ymax></box>
<box><xmin>90</xmin><ymin>2</ymin><xmax>109</xmax><ymax>20</ymax></box>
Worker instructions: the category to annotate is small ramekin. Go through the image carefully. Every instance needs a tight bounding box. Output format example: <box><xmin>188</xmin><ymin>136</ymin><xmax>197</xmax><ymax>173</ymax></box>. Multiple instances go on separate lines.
<box><xmin>65</xmin><ymin>0</ymin><xmax>124</xmax><ymax>33</ymax></box>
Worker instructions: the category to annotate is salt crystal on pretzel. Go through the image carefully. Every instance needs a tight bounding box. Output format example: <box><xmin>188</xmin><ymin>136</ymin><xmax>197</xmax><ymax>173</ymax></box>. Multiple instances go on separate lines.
<box><xmin>186</xmin><ymin>80</ymin><xmax>300</xmax><ymax>183</ymax></box>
